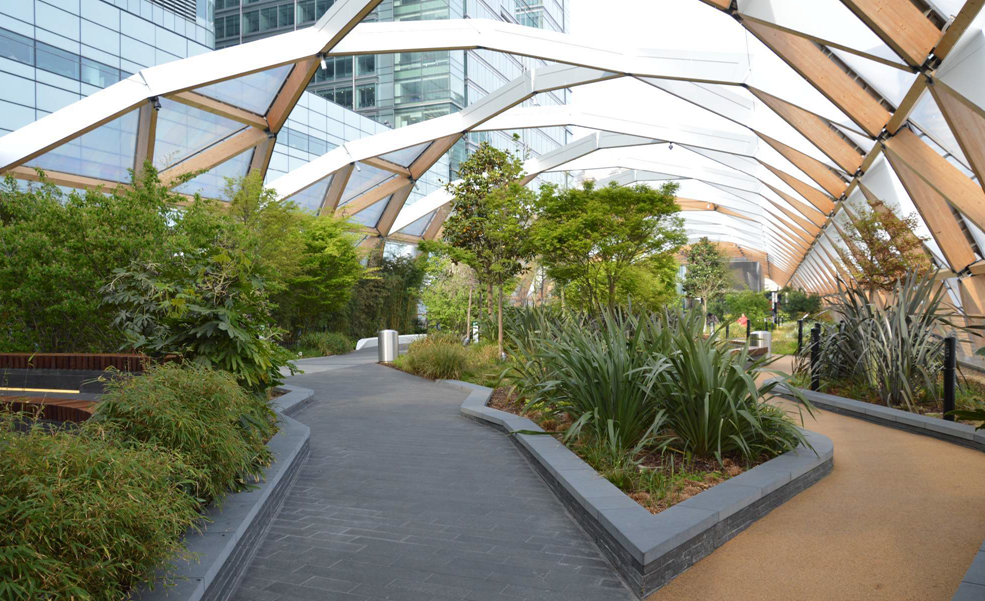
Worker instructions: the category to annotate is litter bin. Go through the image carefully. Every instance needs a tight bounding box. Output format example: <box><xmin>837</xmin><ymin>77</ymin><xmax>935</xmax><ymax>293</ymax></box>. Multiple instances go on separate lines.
<box><xmin>378</xmin><ymin>330</ymin><xmax>399</xmax><ymax>363</ymax></box>
<box><xmin>749</xmin><ymin>331</ymin><xmax>772</xmax><ymax>356</ymax></box>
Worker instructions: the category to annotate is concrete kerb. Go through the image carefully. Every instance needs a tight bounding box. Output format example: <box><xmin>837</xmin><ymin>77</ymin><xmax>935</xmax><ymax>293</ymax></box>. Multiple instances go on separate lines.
<box><xmin>446</xmin><ymin>379</ymin><xmax>833</xmax><ymax>599</ymax></box>
<box><xmin>769</xmin><ymin>379</ymin><xmax>985</xmax><ymax>601</ymax></box>
<box><xmin>769</xmin><ymin>379</ymin><xmax>985</xmax><ymax>453</ymax></box>
<box><xmin>135</xmin><ymin>385</ymin><xmax>313</xmax><ymax>601</ymax></box>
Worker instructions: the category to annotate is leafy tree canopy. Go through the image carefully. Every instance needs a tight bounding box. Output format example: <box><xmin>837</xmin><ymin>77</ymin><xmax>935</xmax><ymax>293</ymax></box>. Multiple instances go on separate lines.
<box><xmin>531</xmin><ymin>181</ymin><xmax>686</xmax><ymax>312</ymax></box>
<box><xmin>681</xmin><ymin>237</ymin><xmax>732</xmax><ymax>304</ymax></box>
<box><xmin>836</xmin><ymin>200</ymin><xmax>931</xmax><ymax>291</ymax></box>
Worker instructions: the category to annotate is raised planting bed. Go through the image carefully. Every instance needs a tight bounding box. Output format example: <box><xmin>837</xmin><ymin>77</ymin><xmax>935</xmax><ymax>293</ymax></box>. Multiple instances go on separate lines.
<box><xmin>135</xmin><ymin>384</ymin><xmax>313</xmax><ymax>601</ymax></box>
<box><xmin>448</xmin><ymin>380</ymin><xmax>833</xmax><ymax>599</ymax></box>
<box><xmin>770</xmin><ymin>380</ymin><xmax>985</xmax><ymax>453</ymax></box>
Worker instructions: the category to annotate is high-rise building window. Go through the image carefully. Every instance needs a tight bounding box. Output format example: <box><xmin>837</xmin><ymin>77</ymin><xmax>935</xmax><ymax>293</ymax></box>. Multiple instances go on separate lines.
<box><xmin>0</xmin><ymin>28</ymin><xmax>33</xmax><ymax>66</ymax></box>
<box><xmin>357</xmin><ymin>55</ymin><xmax>375</xmax><ymax>76</ymax></box>
<box><xmin>357</xmin><ymin>84</ymin><xmax>376</xmax><ymax>108</ymax></box>
<box><xmin>334</xmin><ymin>86</ymin><xmax>353</xmax><ymax>109</ymax></box>
<box><xmin>260</xmin><ymin>7</ymin><xmax>277</xmax><ymax>31</ymax></box>
<box><xmin>297</xmin><ymin>0</ymin><xmax>317</xmax><ymax>23</ymax></box>
<box><xmin>335</xmin><ymin>56</ymin><xmax>352</xmax><ymax>78</ymax></box>
<box><xmin>37</xmin><ymin>42</ymin><xmax>80</xmax><ymax>80</ymax></box>
<box><xmin>279</xmin><ymin>4</ymin><xmax>295</xmax><ymax>28</ymax></box>
<box><xmin>81</xmin><ymin>58</ymin><xmax>121</xmax><ymax>89</ymax></box>
<box><xmin>216</xmin><ymin>0</ymin><xmax>238</xmax><ymax>9</ymax></box>
<box><xmin>243</xmin><ymin>10</ymin><xmax>260</xmax><ymax>33</ymax></box>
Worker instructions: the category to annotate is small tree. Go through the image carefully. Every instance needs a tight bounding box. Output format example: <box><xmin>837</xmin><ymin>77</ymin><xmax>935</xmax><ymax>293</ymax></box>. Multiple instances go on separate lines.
<box><xmin>836</xmin><ymin>201</ymin><xmax>931</xmax><ymax>291</ymax></box>
<box><xmin>531</xmin><ymin>181</ymin><xmax>686</xmax><ymax>312</ymax></box>
<box><xmin>681</xmin><ymin>237</ymin><xmax>732</xmax><ymax>307</ymax></box>
<box><xmin>439</xmin><ymin>142</ymin><xmax>534</xmax><ymax>356</ymax></box>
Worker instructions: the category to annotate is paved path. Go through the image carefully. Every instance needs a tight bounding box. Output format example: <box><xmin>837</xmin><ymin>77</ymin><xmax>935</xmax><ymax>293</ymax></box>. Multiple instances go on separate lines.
<box><xmin>232</xmin><ymin>349</ymin><xmax>633</xmax><ymax>601</ymax></box>
<box><xmin>649</xmin><ymin>355</ymin><xmax>985</xmax><ymax>601</ymax></box>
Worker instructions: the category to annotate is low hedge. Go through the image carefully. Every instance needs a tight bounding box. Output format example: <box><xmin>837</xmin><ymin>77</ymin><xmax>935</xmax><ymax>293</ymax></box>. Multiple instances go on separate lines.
<box><xmin>0</xmin><ymin>417</ymin><xmax>203</xmax><ymax>600</ymax></box>
<box><xmin>1</xmin><ymin>363</ymin><xmax>280</xmax><ymax>600</ymax></box>
<box><xmin>297</xmin><ymin>331</ymin><xmax>353</xmax><ymax>358</ymax></box>
<box><xmin>91</xmin><ymin>363</ymin><xmax>277</xmax><ymax>503</ymax></box>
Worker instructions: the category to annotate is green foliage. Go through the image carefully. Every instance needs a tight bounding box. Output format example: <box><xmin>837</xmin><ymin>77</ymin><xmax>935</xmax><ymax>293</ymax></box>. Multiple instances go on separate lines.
<box><xmin>501</xmin><ymin>306</ymin><xmax>810</xmax><ymax>464</ymax></box>
<box><xmin>276</xmin><ymin>213</ymin><xmax>365</xmax><ymax>335</ymax></box>
<box><xmin>102</xmin><ymin>227</ymin><xmax>296</xmax><ymax>391</ymax></box>
<box><xmin>531</xmin><ymin>181</ymin><xmax>686</xmax><ymax>312</ymax></box>
<box><xmin>90</xmin><ymin>363</ymin><xmax>277</xmax><ymax>503</ymax></box>
<box><xmin>0</xmin><ymin>415</ymin><xmax>203</xmax><ymax>601</ymax></box>
<box><xmin>327</xmin><ymin>255</ymin><xmax>427</xmax><ymax>339</ymax></box>
<box><xmin>419</xmin><ymin>254</ymin><xmax>479</xmax><ymax>335</ymax></box>
<box><xmin>798</xmin><ymin>273</ymin><xmax>977</xmax><ymax>411</ymax></box>
<box><xmin>0</xmin><ymin>169</ymin><xmax>175</xmax><ymax>352</ymax></box>
<box><xmin>782</xmin><ymin>288</ymin><xmax>823</xmax><ymax>317</ymax></box>
<box><xmin>297</xmin><ymin>331</ymin><xmax>354</xmax><ymax>357</ymax></box>
<box><xmin>395</xmin><ymin>335</ymin><xmax>471</xmax><ymax>380</ymax></box>
<box><xmin>432</xmin><ymin>141</ymin><xmax>536</xmax><ymax>356</ymax></box>
<box><xmin>681</xmin><ymin>237</ymin><xmax>731</xmax><ymax>305</ymax></box>
<box><xmin>835</xmin><ymin>200</ymin><xmax>931</xmax><ymax>292</ymax></box>
<box><xmin>710</xmin><ymin>289</ymin><xmax>771</xmax><ymax>329</ymax></box>
<box><xmin>639</xmin><ymin>311</ymin><xmax>810</xmax><ymax>462</ymax></box>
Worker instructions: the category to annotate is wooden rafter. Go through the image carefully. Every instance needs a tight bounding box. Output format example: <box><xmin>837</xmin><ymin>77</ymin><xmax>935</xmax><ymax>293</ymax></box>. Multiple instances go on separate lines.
<box><xmin>883</xmin><ymin>127</ymin><xmax>985</xmax><ymax>232</ymax></box>
<box><xmin>362</xmin><ymin>156</ymin><xmax>412</xmax><ymax>176</ymax></box>
<box><xmin>929</xmin><ymin>81</ymin><xmax>985</xmax><ymax>190</ymax></box>
<box><xmin>762</xmin><ymin>182</ymin><xmax>827</xmax><ymax>228</ymax></box>
<box><xmin>159</xmin><ymin>127</ymin><xmax>267</xmax><ymax>187</ymax></box>
<box><xmin>755</xmin><ymin>131</ymin><xmax>848</xmax><ymax>197</ymax></box>
<box><xmin>883</xmin><ymin>149</ymin><xmax>976</xmax><ymax>271</ymax></box>
<box><xmin>933</xmin><ymin>0</ymin><xmax>985</xmax><ymax>61</ymax></box>
<box><xmin>320</xmin><ymin>163</ymin><xmax>353</xmax><ymax>214</ymax></box>
<box><xmin>336</xmin><ymin>175</ymin><xmax>409</xmax><ymax>217</ymax></box>
<box><xmin>133</xmin><ymin>101</ymin><xmax>158</xmax><ymax>177</ymax></box>
<box><xmin>760</xmin><ymin>163</ymin><xmax>835</xmax><ymax>215</ymax></box>
<box><xmin>424</xmin><ymin>204</ymin><xmax>451</xmax><ymax>240</ymax></box>
<box><xmin>9</xmin><ymin>165</ymin><xmax>129</xmax><ymax>190</ymax></box>
<box><xmin>409</xmin><ymin>134</ymin><xmax>461</xmax><ymax>179</ymax></box>
<box><xmin>838</xmin><ymin>0</ymin><xmax>940</xmax><ymax>67</ymax></box>
<box><xmin>748</xmin><ymin>88</ymin><xmax>865</xmax><ymax>173</ymax></box>
<box><xmin>743</xmin><ymin>19</ymin><xmax>891</xmax><ymax>138</ymax></box>
<box><xmin>249</xmin><ymin>137</ymin><xmax>276</xmax><ymax>176</ymax></box>
<box><xmin>376</xmin><ymin>184</ymin><xmax>414</xmax><ymax>237</ymax></box>
<box><xmin>168</xmin><ymin>91</ymin><xmax>268</xmax><ymax>130</ymax></box>
<box><xmin>267</xmin><ymin>58</ymin><xmax>319</xmax><ymax>133</ymax></box>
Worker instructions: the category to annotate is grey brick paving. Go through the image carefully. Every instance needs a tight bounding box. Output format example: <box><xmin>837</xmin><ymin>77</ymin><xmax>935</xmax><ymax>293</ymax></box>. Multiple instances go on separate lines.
<box><xmin>230</xmin><ymin>350</ymin><xmax>632</xmax><ymax>601</ymax></box>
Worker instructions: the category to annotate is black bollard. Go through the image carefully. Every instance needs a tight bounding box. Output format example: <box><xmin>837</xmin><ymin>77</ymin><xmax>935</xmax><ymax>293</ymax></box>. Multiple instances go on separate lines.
<box><xmin>810</xmin><ymin>324</ymin><xmax>821</xmax><ymax>392</ymax></box>
<box><xmin>726</xmin><ymin>323</ymin><xmax>730</xmax><ymax>340</ymax></box>
<box><xmin>797</xmin><ymin>319</ymin><xmax>804</xmax><ymax>353</ymax></box>
<box><xmin>746</xmin><ymin>319</ymin><xmax>751</xmax><ymax>339</ymax></box>
<box><xmin>943</xmin><ymin>336</ymin><xmax>956</xmax><ymax>421</ymax></box>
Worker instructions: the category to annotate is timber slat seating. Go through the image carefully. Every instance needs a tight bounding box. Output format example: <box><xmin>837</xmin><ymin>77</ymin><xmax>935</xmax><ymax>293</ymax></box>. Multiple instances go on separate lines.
<box><xmin>0</xmin><ymin>353</ymin><xmax>155</xmax><ymax>372</ymax></box>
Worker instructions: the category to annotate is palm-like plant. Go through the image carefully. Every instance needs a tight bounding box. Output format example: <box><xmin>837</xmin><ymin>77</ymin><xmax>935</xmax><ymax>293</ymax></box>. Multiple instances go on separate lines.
<box><xmin>642</xmin><ymin>310</ymin><xmax>811</xmax><ymax>463</ymax></box>
<box><xmin>800</xmin><ymin>272</ymin><xmax>977</xmax><ymax>411</ymax></box>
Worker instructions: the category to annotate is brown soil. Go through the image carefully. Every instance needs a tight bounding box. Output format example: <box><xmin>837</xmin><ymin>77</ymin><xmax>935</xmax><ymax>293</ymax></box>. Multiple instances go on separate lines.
<box><xmin>487</xmin><ymin>386</ymin><xmax>753</xmax><ymax>516</ymax></box>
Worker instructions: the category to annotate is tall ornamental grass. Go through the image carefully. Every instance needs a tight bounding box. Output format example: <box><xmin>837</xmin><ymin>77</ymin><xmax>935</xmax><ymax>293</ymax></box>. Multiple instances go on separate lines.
<box><xmin>503</xmin><ymin>306</ymin><xmax>810</xmax><ymax>464</ymax></box>
<box><xmin>0</xmin><ymin>416</ymin><xmax>203</xmax><ymax>601</ymax></box>
<box><xmin>799</xmin><ymin>272</ymin><xmax>977</xmax><ymax>411</ymax></box>
<box><xmin>91</xmin><ymin>363</ymin><xmax>277</xmax><ymax>503</ymax></box>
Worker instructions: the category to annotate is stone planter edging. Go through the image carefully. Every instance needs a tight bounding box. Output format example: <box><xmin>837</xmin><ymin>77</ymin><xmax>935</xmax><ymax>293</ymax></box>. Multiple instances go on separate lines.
<box><xmin>768</xmin><ymin>379</ymin><xmax>985</xmax><ymax>601</ymax></box>
<box><xmin>135</xmin><ymin>385</ymin><xmax>314</xmax><ymax>601</ymax></box>
<box><xmin>445</xmin><ymin>379</ymin><xmax>833</xmax><ymax>599</ymax></box>
<box><xmin>769</xmin><ymin>379</ymin><xmax>985</xmax><ymax>453</ymax></box>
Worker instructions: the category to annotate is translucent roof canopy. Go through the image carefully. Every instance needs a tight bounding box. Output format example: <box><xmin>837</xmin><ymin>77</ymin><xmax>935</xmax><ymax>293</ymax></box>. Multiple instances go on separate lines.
<box><xmin>2</xmin><ymin>0</ymin><xmax>985</xmax><ymax>294</ymax></box>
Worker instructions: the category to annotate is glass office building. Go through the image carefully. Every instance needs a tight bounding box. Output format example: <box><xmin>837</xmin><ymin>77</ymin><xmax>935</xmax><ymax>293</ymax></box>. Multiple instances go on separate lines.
<box><xmin>215</xmin><ymin>0</ymin><xmax>572</xmax><ymax>179</ymax></box>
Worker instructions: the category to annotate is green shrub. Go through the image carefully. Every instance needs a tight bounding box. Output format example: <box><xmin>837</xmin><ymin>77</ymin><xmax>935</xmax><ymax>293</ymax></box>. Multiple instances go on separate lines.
<box><xmin>798</xmin><ymin>273</ymin><xmax>977</xmax><ymax>411</ymax></box>
<box><xmin>298</xmin><ymin>331</ymin><xmax>353</xmax><ymax>357</ymax></box>
<box><xmin>90</xmin><ymin>364</ymin><xmax>277</xmax><ymax>503</ymax></box>
<box><xmin>503</xmin><ymin>307</ymin><xmax>811</xmax><ymax>465</ymax></box>
<box><xmin>396</xmin><ymin>336</ymin><xmax>470</xmax><ymax>380</ymax></box>
<box><xmin>0</xmin><ymin>416</ymin><xmax>203</xmax><ymax>600</ymax></box>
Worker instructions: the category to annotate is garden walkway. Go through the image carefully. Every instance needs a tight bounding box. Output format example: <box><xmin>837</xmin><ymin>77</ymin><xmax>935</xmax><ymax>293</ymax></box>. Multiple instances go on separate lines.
<box><xmin>649</xmin><ymin>355</ymin><xmax>985</xmax><ymax>601</ymax></box>
<box><xmin>231</xmin><ymin>348</ymin><xmax>634</xmax><ymax>601</ymax></box>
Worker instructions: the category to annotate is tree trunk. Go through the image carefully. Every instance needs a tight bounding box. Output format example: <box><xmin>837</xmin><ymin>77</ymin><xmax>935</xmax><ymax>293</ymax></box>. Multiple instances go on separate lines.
<box><xmin>497</xmin><ymin>284</ymin><xmax>504</xmax><ymax>359</ymax></box>
<box><xmin>608</xmin><ymin>278</ymin><xmax>617</xmax><ymax>313</ymax></box>
<box><xmin>465</xmin><ymin>287</ymin><xmax>473</xmax><ymax>343</ymax></box>
<box><xmin>487</xmin><ymin>280</ymin><xmax>494</xmax><ymax>319</ymax></box>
